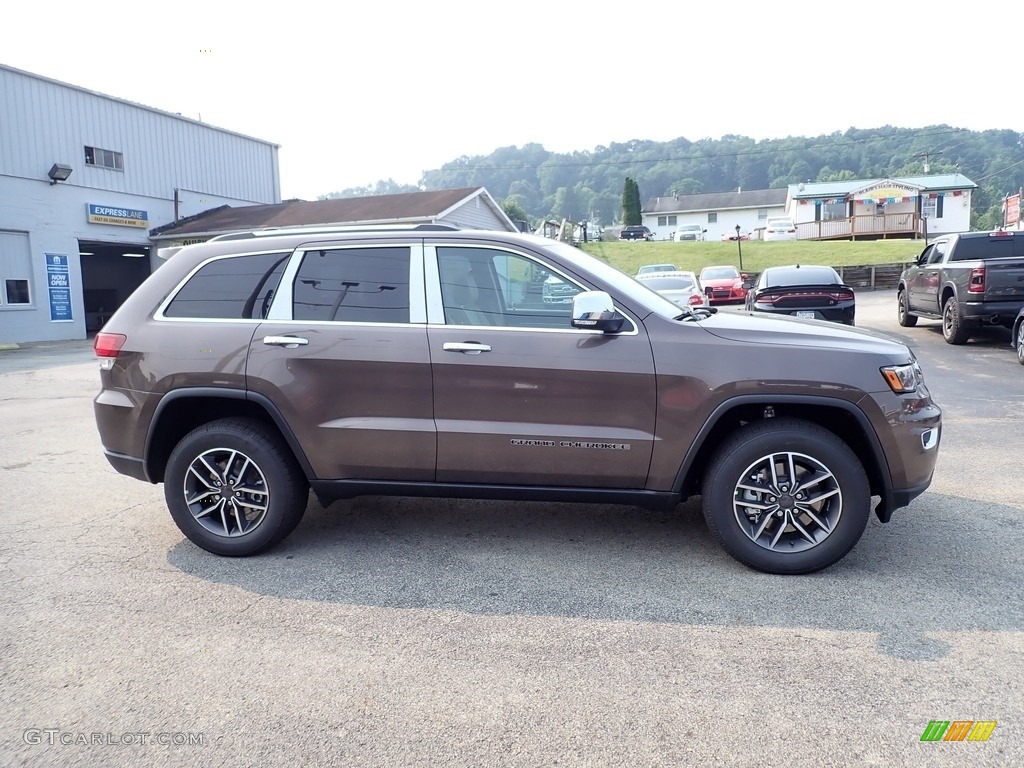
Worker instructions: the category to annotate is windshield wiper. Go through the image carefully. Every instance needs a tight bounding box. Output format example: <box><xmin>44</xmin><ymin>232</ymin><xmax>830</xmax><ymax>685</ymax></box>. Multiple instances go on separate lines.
<box><xmin>675</xmin><ymin>305</ymin><xmax>718</xmax><ymax>322</ymax></box>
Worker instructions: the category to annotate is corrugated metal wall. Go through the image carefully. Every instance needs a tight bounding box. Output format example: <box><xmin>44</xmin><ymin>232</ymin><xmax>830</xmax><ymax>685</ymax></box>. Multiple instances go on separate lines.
<box><xmin>0</xmin><ymin>66</ymin><xmax>279</xmax><ymax>204</ymax></box>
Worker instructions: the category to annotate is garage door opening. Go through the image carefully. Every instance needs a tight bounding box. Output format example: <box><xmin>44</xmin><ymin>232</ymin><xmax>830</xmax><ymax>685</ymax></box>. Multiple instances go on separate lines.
<box><xmin>78</xmin><ymin>240</ymin><xmax>152</xmax><ymax>332</ymax></box>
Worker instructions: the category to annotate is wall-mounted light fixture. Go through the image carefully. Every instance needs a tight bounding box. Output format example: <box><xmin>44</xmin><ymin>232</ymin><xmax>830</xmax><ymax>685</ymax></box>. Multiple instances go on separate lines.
<box><xmin>48</xmin><ymin>163</ymin><xmax>73</xmax><ymax>185</ymax></box>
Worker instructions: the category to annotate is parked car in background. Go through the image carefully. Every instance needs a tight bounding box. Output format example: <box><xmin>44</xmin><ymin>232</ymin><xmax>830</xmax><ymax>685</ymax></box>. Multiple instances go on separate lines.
<box><xmin>1013</xmin><ymin>306</ymin><xmax>1024</xmax><ymax>364</ymax></box>
<box><xmin>746</xmin><ymin>265</ymin><xmax>856</xmax><ymax>325</ymax></box>
<box><xmin>721</xmin><ymin>229</ymin><xmax>750</xmax><ymax>241</ymax></box>
<box><xmin>636</xmin><ymin>263</ymin><xmax>678</xmax><ymax>277</ymax></box>
<box><xmin>764</xmin><ymin>218</ymin><xmax>798</xmax><ymax>241</ymax></box>
<box><xmin>635</xmin><ymin>270</ymin><xmax>707</xmax><ymax>309</ymax></box>
<box><xmin>699</xmin><ymin>265</ymin><xmax>748</xmax><ymax>304</ymax></box>
<box><xmin>620</xmin><ymin>225</ymin><xmax>655</xmax><ymax>241</ymax></box>
<box><xmin>897</xmin><ymin>229</ymin><xmax>1024</xmax><ymax>344</ymax></box>
<box><xmin>673</xmin><ymin>224</ymin><xmax>707</xmax><ymax>242</ymax></box>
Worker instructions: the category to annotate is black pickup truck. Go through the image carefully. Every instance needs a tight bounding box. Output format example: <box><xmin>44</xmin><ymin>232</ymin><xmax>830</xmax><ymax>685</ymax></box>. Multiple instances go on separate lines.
<box><xmin>897</xmin><ymin>230</ymin><xmax>1024</xmax><ymax>344</ymax></box>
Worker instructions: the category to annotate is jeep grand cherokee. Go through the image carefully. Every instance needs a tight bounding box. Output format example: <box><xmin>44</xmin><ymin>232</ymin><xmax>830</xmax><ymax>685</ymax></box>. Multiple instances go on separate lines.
<box><xmin>93</xmin><ymin>225</ymin><xmax>942</xmax><ymax>574</ymax></box>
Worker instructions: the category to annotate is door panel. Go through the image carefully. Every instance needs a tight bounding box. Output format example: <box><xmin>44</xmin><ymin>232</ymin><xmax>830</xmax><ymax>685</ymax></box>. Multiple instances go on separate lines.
<box><xmin>426</xmin><ymin>243</ymin><xmax>656</xmax><ymax>488</ymax></box>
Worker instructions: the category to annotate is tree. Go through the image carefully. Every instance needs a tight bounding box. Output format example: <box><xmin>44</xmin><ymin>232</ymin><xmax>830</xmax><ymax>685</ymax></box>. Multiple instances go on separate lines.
<box><xmin>500</xmin><ymin>198</ymin><xmax>531</xmax><ymax>231</ymax></box>
<box><xmin>622</xmin><ymin>177</ymin><xmax>642</xmax><ymax>225</ymax></box>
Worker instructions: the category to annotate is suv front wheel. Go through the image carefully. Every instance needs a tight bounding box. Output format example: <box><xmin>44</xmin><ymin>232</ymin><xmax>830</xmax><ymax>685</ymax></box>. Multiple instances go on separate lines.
<box><xmin>164</xmin><ymin>418</ymin><xmax>309</xmax><ymax>556</ymax></box>
<box><xmin>701</xmin><ymin>418</ymin><xmax>870</xmax><ymax>575</ymax></box>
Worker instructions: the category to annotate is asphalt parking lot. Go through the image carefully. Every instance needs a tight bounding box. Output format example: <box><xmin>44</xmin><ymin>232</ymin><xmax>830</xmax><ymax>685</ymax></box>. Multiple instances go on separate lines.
<box><xmin>1</xmin><ymin>290</ymin><xmax>1022</xmax><ymax>767</ymax></box>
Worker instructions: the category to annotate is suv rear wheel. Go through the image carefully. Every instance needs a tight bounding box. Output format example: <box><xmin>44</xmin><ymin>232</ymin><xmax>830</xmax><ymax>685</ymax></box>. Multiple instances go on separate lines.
<box><xmin>701</xmin><ymin>419</ymin><xmax>870</xmax><ymax>575</ymax></box>
<box><xmin>164</xmin><ymin>418</ymin><xmax>309</xmax><ymax>556</ymax></box>
<box><xmin>941</xmin><ymin>297</ymin><xmax>970</xmax><ymax>344</ymax></box>
<box><xmin>897</xmin><ymin>288</ymin><xmax>917</xmax><ymax>327</ymax></box>
<box><xmin>1017</xmin><ymin>320</ymin><xmax>1024</xmax><ymax>365</ymax></box>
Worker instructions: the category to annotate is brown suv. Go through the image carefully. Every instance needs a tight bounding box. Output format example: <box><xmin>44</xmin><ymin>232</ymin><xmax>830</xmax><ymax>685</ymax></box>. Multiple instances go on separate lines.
<box><xmin>93</xmin><ymin>225</ymin><xmax>942</xmax><ymax>574</ymax></box>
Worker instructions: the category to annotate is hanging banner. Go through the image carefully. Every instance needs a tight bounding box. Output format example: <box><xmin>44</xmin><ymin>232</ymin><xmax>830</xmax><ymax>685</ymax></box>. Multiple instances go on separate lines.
<box><xmin>45</xmin><ymin>253</ymin><xmax>73</xmax><ymax>322</ymax></box>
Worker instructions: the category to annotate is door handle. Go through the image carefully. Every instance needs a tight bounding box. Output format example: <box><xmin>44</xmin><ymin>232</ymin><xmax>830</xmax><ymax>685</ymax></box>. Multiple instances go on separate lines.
<box><xmin>443</xmin><ymin>342</ymin><xmax>491</xmax><ymax>355</ymax></box>
<box><xmin>263</xmin><ymin>335</ymin><xmax>309</xmax><ymax>348</ymax></box>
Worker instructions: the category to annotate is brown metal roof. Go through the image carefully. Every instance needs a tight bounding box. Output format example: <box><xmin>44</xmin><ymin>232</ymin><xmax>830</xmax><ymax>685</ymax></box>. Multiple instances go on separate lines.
<box><xmin>151</xmin><ymin>187</ymin><xmax>487</xmax><ymax>238</ymax></box>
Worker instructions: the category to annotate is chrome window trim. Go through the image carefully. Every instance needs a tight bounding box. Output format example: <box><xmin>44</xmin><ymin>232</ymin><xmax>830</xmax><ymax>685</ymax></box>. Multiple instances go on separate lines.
<box><xmin>270</xmin><ymin>243</ymin><xmax>419</xmax><ymax>324</ymax></box>
<box><xmin>155</xmin><ymin>249</ymin><xmax>295</xmax><ymax>321</ymax></box>
<box><xmin>423</xmin><ymin>243</ymin><xmax>639</xmax><ymax>335</ymax></box>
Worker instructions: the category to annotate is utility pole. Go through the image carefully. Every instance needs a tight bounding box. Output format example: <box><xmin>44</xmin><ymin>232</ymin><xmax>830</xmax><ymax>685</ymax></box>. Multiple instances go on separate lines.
<box><xmin>913</xmin><ymin>150</ymin><xmax>941</xmax><ymax>174</ymax></box>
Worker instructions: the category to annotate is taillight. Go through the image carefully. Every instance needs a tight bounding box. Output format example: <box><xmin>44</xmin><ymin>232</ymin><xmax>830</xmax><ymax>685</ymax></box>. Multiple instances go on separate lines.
<box><xmin>94</xmin><ymin>332</ymin><xmax>127</xmax><ymax>358</ymax></box>
<box><xmin>688</xmin><ymin>293</ymin><xmax>704</xmax><ymax>305</ymax></box>
<box><xmin>968</xmin><ymin>267</ymin><xmax>986</xmax><ymax>294</ymax></box>
<box><xmin>829</xmin><ymin>290</ymin><xmax>855</xmax><ymax>301</ymax></box>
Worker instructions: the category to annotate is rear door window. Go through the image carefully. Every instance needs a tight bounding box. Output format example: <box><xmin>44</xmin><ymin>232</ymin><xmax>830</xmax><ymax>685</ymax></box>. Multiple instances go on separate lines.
<box><xmin>292</xmin><ymin>246</ymin><xmax>410</xmax><ymax>323</ymax></box>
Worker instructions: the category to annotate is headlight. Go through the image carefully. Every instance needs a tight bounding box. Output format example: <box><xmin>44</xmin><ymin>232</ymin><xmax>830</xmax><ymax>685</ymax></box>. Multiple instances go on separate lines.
<box><xmin>881</xmin><ymin>362</ymin><xmax>923</xmax><ymax>393</ymax></box>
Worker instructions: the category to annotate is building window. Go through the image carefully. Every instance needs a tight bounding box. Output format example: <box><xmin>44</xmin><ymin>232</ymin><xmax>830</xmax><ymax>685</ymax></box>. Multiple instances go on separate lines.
<box><xmin>658</xmin><ymin>216</ymin><xmax>667</xmax><ymax>226</ymax></box>
<box><xmin>84</xmin><ymin>146</ymin><xmax>124</xmax><ymax>171</ymax></box>
<box><xmin>708</xmin><ymin>212</ymin><xmax>718</xmax><ymax>223</ymax></box>
<box><xmin>667</xmin><ymin>215</ymin><xmax>677</xmax><ymax>226</ymax></box>
<box><xmin>922</xmin><ymin>196</ymin><xmax>940</xmax><ymax>219</ymax></box>
<box><xmin>824</xmin><ymin>202</ymin><xmax>847</xmax><ymax>221</ymax></box>
<box><xmin>757</xmin><ymin>209</ymin><xmax>768</xmax><ymax>220</ymax></box>
<box><xmin>4</xmin><ymin>279</ymin><xmax>31</xmax><ymax>305</ymax></box>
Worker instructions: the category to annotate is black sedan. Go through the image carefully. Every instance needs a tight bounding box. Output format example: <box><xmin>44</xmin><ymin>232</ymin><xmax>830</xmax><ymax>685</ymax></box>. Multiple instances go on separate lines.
<box><xmin>745</xmin><ymin>265</ymin><xmax>856</xmax><ymax>325</ymax></box>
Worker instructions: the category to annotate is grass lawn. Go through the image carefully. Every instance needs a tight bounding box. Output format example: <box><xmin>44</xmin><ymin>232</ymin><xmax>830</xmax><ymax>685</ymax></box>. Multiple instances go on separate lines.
<box><xmin>580</xmin><ymin>239</ymin><xmax>925</xmax><ymax>276</ymax></box>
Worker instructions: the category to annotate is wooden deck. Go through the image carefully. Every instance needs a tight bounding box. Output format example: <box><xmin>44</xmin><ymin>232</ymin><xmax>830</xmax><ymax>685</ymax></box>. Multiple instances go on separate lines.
<box><xmin>754</xmin><ymin>213</ymin><xmax>926</xmax><ymax>241</ymax></box>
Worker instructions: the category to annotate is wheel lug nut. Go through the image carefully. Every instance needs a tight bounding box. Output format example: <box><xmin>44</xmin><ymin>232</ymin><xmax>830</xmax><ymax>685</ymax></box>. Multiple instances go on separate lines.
<box><xmin>768</xmin><ymin>496</ymin><xmax>776</xmax><ymax>503</ymax></box>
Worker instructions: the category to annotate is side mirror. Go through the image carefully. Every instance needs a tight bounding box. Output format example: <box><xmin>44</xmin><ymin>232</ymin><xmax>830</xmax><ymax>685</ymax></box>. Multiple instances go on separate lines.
<box><xmin>571</xmin><ymin>291</ymin><xmax>624</xmax><ymax>333</ymax></box>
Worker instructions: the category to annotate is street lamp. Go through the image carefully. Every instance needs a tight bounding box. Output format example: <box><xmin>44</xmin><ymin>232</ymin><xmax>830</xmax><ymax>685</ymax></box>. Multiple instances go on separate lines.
<box><xmin>735</xmin><ymin>225</ymin><xmax>744</xmax><ymax>271</ymax></box>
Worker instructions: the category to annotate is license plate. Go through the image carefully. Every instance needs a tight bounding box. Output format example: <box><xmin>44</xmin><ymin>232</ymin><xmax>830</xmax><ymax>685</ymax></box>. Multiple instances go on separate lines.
<box><xmin>796</xmin><ymin>311</ymin><xmax>815</xmax><ymax>319</ymax></box>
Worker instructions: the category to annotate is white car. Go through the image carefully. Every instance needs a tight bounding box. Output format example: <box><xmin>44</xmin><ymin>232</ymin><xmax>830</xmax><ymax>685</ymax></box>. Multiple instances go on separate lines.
<box><xmin>635</xmin><ymin>263</ymin><xmax>678</xmax><ymax>277</ymax></box>
<box><xmin>673</xmin><ymin>224</ymin><xmax>707</xmax><ymax>242</ymax></box>
<box><xmin>636</xmin><ymin>270</ymin><xmax>707</xmax><ymax>308</ymax></box>
<box><xmin>764</xmin><ymin>218</ymin><xmax>798</xmax><ymax>241</ymax></box>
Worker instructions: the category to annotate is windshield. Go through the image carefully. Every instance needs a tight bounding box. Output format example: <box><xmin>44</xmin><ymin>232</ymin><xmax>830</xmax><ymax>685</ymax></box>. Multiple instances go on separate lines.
<box><xmin>679</xmin><ymin>225</ymin><xmax>701</xmax><ymax>232</ymax></box>
<box><xmin>768</xmin><ymin>220</ymin><xmax>794</xmax><ymax>228</ymax></box>
<box><xmin>701</xmin><ymin>267</ymin><xmax>740</xmax><ymax>280</ymax></box>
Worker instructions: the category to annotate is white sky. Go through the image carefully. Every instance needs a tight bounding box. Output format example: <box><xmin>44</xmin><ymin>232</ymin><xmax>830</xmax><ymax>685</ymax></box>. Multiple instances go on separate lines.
<box><xmin>6</xmin><ymin>2</ymin><xmax>1018</xmax><ymax>201</ymax></box>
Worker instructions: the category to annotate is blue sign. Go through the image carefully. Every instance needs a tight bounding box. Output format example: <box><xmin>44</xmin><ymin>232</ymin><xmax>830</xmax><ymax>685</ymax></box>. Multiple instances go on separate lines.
<box><xmin>46</xmin><ymin>253</ymin><xmax>73</xmax><ymax>322</ymax></box>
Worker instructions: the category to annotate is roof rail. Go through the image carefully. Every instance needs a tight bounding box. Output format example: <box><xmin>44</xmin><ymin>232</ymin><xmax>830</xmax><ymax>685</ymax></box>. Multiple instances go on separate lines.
<box><xmin>209</xmin><ymin>222</ymin><xmax>461</xmax><ymax>242</ymax></box>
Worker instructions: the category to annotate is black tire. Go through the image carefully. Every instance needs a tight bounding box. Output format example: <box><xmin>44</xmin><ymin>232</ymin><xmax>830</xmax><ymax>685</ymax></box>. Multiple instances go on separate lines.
<box><xmin>1016</xmin><ymin>321</ymin><xmax>1024</xmax><ymax>366</ymax></box>
<box><xmin>897</xmin><ymin>289</ymin><xmax>917</xmax><ymax>327</ymax></box>
<box><xmin>701</xmin><ymin>418</ymin><xmax>870</xmax><ymax>575</ymax></box>
<box><xmin>941</xmin><ymin>297</ymin><xmax>970</xmax><ymax>345</ymax></box>
<box><xmin>164</xmin><ymin>418</ymin><xmax>309</xmax><ymax>556</ymax></box>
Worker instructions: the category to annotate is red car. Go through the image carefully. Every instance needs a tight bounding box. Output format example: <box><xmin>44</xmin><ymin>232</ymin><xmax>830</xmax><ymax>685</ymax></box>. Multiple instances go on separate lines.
<box><xmin>699</xmin><ymin>265</ymin><xmax>748</xmax><ymax>304</ymax></box>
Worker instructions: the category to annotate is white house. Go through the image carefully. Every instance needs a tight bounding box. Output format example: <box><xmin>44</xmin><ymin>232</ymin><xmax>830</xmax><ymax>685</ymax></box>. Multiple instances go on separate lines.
<box><xmin>642</xmin><ymin>189</ymin><xmax>789</xmax><ymax>241</ymax></box>
<box><xmin>785</xmin><ymin>174</ymin><xmax>977</xmax><ymax>240</ymax></box>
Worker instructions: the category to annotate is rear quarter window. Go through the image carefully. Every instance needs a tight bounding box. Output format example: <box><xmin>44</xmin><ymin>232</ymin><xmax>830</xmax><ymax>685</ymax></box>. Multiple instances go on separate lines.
<box><xmin>163</xmin><ymin>251</ymin><xmax>289</xmax><ymax>319</ymax></box>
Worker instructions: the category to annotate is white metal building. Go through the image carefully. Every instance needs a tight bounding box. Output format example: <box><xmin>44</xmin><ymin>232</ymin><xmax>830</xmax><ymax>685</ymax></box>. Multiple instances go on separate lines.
<box><xmin>0</xmin><ymin>64</ymin><xmax>281</xmax><ymax>344</ymax></box>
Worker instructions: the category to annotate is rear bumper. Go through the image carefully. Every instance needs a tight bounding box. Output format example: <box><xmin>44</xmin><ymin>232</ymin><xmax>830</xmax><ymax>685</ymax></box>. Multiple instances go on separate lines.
<box><xmin>962</xmin><ymin>300</ymin><xmax>1024</xmax><ymax>324</ymax></box>
<box><xmin>103</xmin><ymin>449</ymin><xmax>150</xmax><ymax>482</ymax></box>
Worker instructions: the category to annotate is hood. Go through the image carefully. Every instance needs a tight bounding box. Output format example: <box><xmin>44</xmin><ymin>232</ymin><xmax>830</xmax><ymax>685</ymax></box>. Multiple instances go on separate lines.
<box><xmin>697</xmin><ymin>309</ymin><xmax>910</xmax><ymax>358</ymax></box>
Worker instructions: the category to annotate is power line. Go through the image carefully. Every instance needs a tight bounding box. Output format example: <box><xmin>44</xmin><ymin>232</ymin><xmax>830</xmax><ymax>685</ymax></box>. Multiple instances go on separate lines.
<box><xmin>431</xmin><ymin>127</ymin><xmax>972</xmax><ymax>173</ymax></box>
